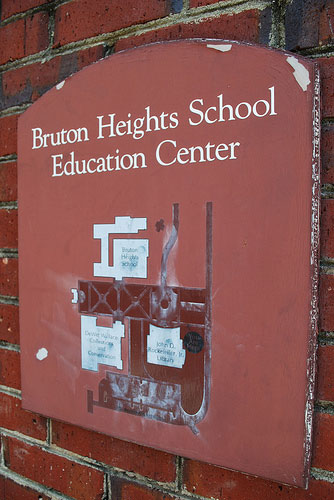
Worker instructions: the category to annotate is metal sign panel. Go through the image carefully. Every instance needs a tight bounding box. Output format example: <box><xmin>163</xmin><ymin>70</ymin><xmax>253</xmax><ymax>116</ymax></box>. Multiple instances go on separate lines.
<box><xmin>18</xmin><ymin>40</ymin><xmax>320</xmax><ymax>487</ymax></box>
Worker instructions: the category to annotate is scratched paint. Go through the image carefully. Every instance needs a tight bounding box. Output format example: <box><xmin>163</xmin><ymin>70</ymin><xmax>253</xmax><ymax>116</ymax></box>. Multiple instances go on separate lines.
<box><xmin>303</xmin><ymin>67</ymin><xmax>321</xmax><ymax>487</ymax></box>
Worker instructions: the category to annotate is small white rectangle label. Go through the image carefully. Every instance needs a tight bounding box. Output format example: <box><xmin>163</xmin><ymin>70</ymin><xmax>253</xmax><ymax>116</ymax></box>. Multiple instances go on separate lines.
<box><xmin>113</xmin><ymin>239</ymin><xmax>149</xmax><ymax>280</ymax></box>
<box><xmin>81</xmin><ymin>316</ymin><xmax>124</xmax><ymax>371</ymax></box>
<box><xmin>147</xmin><ymin>324</ymin><xmax>185</xmax><ymax>369</ymax></box>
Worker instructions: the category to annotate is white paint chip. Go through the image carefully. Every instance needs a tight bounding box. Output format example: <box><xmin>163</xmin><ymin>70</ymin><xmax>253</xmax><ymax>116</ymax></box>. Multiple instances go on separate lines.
<box><xmin>207</xmin><ymin>43</ymin><xmax>232</xmax><ymax>53</ymax></box>
<box><xmin>286</xmin><ymin>56</ymin><xmax>310</xmax><ymax>91</ymax></box>
<box><xmin>56</xmin><ymin>80</ymin><xmax>65</xmax><ymax>90</ymax></box>
<box><xmin>71</xmin><ymin>288</ymin><xmax>78</xmax><ymax>304</ymax></box>
<box><xmin>36</xmin><ymin>348</ymin><xmax>48</xmax><ymax>361</ymax></box>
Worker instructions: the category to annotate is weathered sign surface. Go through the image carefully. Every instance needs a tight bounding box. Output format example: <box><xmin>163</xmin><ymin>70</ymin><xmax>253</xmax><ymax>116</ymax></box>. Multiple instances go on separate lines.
<box><xmin>18</xmin><ymin>40</ymin><xmax>320</xmax><ymax>487</ymax></box>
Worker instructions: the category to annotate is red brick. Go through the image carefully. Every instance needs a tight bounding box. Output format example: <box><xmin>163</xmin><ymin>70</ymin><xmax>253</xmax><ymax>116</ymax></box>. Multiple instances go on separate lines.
<box><xmin>0</xmin><ymin>257</ymin><xmax>18</xmax><ymax>297</ymax></box>
<box><xmin>2</xmin><ymin>58</ymin><xmax>61</xmax><ymax>106</ymax></box>
<box><xmin>3</xmin><ymin>478</ymin><xmax>51</xmax><ymax>499</ymax></box>
<box><xmin>24</xmin><ymin>11</ymin><xmax>50</xmax><ymax>56</ymax></box>
<box><xmin>0</xmin><ymin>208</ymin><xmax>17</xmax><ymax>248</ymax></box>
<box><xmin>54</xmin><ymin>0</ymin><xmax>170</xmax><ymax>47</ymax></box>
<box><xmin>117</xmin><ymin>482</ymin><xmax>175</xmax><ymax>500</ymax></box>
<box><xmin>0</xmin><ymin>348</ymin><xmax>21</xmax><ymax>389</ymax></box>
<box><xmin>319</xmin><ymin>274</ymin><xmax>334</xmax><ymax>332</ymax></box>
<box><xmin>0</xmin><ymin>19</ymin><xmax>25</xmax><ymax>65</ymax></box>
<box><xmin>0</xmin><ymin>161</ymin><xmax>17</xmax><ymax>201</ymax></box>
<box><xmin>319</xmin><ymin>2</ymin><xmax>334</xmax><ymax>46</ymax></box>
<box><xmin>321</xmin><ymin>124</ymin><xmax>334</xmax><ymax>184</ymax></box>
<box><xmin>77</xmin><ymin>45</ymin><xmax>104</xmax><ymax>70</ymax></box>
<box><xmin>2</xmin><ymin>46</ymin><xmax>104</xmax><ymax>107</ymax></box>
<box><xmin>3</xmin><ymin>436</ymin><xmax>104</xmax><ymax>500</ymax></box>
<box><xmin>52</xmin><ymin>420</ymin><xmax>176</xmax><ymax>482</ymax></box>
<box><xmin>1</xmin><ymin>0</ymin><xmax>49</xmax><ymax>20</ymax></box>
<box><xmin>0</xmin><ymin>115</ymin><xmax>18</xmax><ymax>157</ymax></box>
<box><xmin>312</xmin><ymin>412</ymin><xmax>334</xmax><ymax>471</ymax></box>
<box><xmin>285</xmin><ymin>0</ymin><xmax>331</xmax><ymax>51</ymax></box>
<box><xmin>115</xmin><ymin>10</ymin><xmax>261</xmax><ymax>52</ymax></box>
<box><xmin>22</xmin><ymin>58</ymin><xmax>61</xmax><ymax>95</ymax></box>
<box><xmin>318</xmin><ymin>57</ymin><xmax>334</xmax><ymax>118</ymax></box>
<box><xmin>321</xmin><ymin>199</ymin><xmax>334</xmax><ymax>259</ymax></box>
<box><xmin>183</xmin><ymin>459</ymin><xmax>334</xmax><ymax>499</ymax></box>
<box><xmin>2</xmin><ymin>65</ymin><xmax>33</xmax><ymax>100</ymax></box>
<box><xmin>0</xmin><ymin>12</ymin><xmax>49</xmax><ymax>65</ymax></box>
<box><xmin>0</xmin><ymin>303</ymin><xmax>19</xmax><ymax>344</ymax></box>
<box><xmin>0</xmin><ymin>392</ymin><xmax>47</xmax><ymax>439</ymax></box>
<box><xmin>316</xmin><ymin>345</ymin><xmax>334</xmax><ymax>401</ymax></box>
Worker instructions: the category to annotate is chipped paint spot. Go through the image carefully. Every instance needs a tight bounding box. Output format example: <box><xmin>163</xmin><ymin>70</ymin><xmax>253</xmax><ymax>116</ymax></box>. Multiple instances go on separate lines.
<box><xmin>36</xmin><ymin>347</ymin><xmax>48</xmax><ymax>360</ymax></box>
<box><xmin>286</xmin><ymin>56</ymin><xmax>310</xmax><ymax>91</ymax></box>
<box><xmin>207</xmin><ymin>43</ymin><xmax>232</xmax><ymax>53</ymax></box>
<box><xmin>71</xmin><ymin>288</ymin><xmax>78</xmax><ymax>304</ymax></box>
<box><xmin>56</xmin><ymin>80</ymin><xmax>65</xmax><ymax>90</ymax></box>
<box><xmin>2</xmin><ymin>258</ymin><xmax>8</xmax><ymax>265</ymax></box>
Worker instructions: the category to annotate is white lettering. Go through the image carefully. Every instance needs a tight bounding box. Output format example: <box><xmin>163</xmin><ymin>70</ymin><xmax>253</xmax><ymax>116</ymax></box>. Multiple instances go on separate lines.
<box><xmin>269</xmin><ymin>86</ymin><xmax>277</xmax><ymax>115</ymax></box>
<box><xmin>32</xmin><ymin>126</ymin><xmax>89</xmax><ymax>149</ymax></box>
<box><xmin>97</xmin><ymin>114</ymin><xmax>116</xmax><ymax>139</ymax></box>
<box><xmin>51</xmin><ymin>150</ymin><xmax>147</xmax><ymax>178</ymax></box>
<box><xmin>188</xmin><ymin>98</ymin><xmax>204</xmax><ymax>126</ymax></box>
<box><xmin>87</xmin><ymin>158</ymin><xmax>96</xmax><ymax>174</ymax></box>
<box><xmin>156</xmin><ymin>140</ymin><xmax>241</xmax><ymax>166</ymax></box>
<box><xmin>235</xmin><ymin>102</ymin><xmax>252</xmax><ymax>120</ymax></box>
<box><xmin>156</xmin><ymin>140</ymin><xmax>176</xmax><ymax>166</ymax></box>
<box><xmin>51</xmin><ymin>154</ymin><xmax>64</xmax><ymax>177</ymax></box>
<box><xmin>188</xmin><ymin>88</ymin><xmax>277</xmax><ymax>126</ymax></box>
<box><xmin>32</xmin><ymin>128</ymin><xmax>43</xmax><ymax>149</ymax></box>
<box><xmin>218</xmin><ymin>93</ymin><xmax>235</xmax><ymax>122</ymax></box>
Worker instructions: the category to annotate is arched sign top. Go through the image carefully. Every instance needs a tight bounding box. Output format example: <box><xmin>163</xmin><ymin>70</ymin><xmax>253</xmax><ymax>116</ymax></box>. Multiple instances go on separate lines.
<box><xmin>18</xmin><ymin>40</ymin><xmax>319</xmax><ymax>487</ymax></box>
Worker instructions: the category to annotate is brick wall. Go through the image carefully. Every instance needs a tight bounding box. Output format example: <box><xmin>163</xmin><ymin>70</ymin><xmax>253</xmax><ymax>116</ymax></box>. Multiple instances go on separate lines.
<box><xmin>0</xmin><ymin>1</ymin><xmax>333</xmax><ymax>499</ymax></box>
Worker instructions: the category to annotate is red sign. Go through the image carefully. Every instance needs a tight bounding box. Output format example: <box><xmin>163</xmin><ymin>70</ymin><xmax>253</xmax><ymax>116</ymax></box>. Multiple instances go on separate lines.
<box><xmin>18</xmin><ymin>40</ymin><xmax>320</xmax><ymax>487</ymax></box>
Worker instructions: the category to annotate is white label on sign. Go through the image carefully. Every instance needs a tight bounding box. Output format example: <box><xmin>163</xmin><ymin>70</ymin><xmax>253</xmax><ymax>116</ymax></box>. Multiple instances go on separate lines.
<box><xmin>112</xmin><ymin>239</ymin><xmax>148</xmax><ymax>280</ymax></box>
<box><xmin>147</xmin><ymin>324</ymin><xmax>185</xmax><ymax>369</ymax></box>
<box><xmin>93</xmin><ymin>216</ymin><xmax>147</xmax><ymax>278</ymax></box>
<box><xmin>81</xmin><ymin>315</ymin><xmax>124</xmax><ymax>371</ymax></box>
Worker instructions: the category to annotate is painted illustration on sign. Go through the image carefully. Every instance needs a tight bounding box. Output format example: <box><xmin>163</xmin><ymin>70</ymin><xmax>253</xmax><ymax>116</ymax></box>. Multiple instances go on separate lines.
<box><xmin>71</xmin><ymin>203</ymin><xmax>212</xmax><ymax>434</ymax></box>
